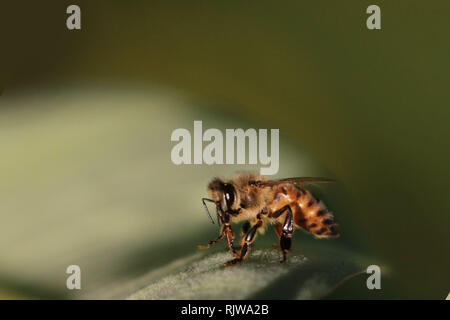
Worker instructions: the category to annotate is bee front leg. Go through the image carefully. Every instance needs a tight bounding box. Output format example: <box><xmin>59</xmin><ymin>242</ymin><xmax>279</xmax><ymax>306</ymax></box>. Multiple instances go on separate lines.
<box><xmin>224</xmin><ymin>224</ymin><xmax>238</xmax><ymax>257</ymax></box>
<box><xmin>197</xmin><ymin>230</ymin><xmax>225</xmax><ymax>250</ymax></box>
<box><xmin>197</xmin><ymin>223</ymin><xmax>237</xmax><ymax>257</ymax></box>
<box><xmin>197</xmin><ymin>223</ymin><xmax>229</xmax><ymax>250</ymax></box>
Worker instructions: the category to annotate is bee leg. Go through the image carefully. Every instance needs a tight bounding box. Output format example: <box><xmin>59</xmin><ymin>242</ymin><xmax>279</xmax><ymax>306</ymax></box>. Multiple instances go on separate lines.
<box><xmin>198</xmin><ymin>222</ymin><xmax>237</xmax><ymax>255</ymax></box>
<box><xmin>280</xmin><ymin>208</ymin><xmax>294</xmax><ymax>263</ymax></box>
<box><xmin>272</xmin><ymin>222</ymin><xmax>283</xmax><ymax>249</ymax></box>
<box><xmin>226</xmin><ymin>220</ymin><xmax>263</xmax><ymax>266</ymax></box>
<box><xmin>270</xmin><ymin>205</ymin><xmax>294</xmax><ymax>262</ymax></box>
<box><xmin>197</xmin><ymin>227</ymin><xmax>225</xmax><ymax>250</ymax></box>
<box><xmin>280</xmin><ymin>234</ymin><xmax>292</xmax><ymax>263</ymax></box>
<box><xmin>241</xmin><ymin>221</ymin><xmax>251</xmax><ymax>236</ymax></box>
<box><xmin>224</xmin><ymin>224</ymin><xmax>238</xmax><ymax>257</ymax></box>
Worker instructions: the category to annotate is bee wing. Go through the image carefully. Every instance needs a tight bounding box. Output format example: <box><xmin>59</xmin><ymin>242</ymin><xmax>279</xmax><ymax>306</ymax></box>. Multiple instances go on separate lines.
<box><xmin>256</xmin><ymin>177</ymin><xmax>336</xmax><ymax>187</ymax></box>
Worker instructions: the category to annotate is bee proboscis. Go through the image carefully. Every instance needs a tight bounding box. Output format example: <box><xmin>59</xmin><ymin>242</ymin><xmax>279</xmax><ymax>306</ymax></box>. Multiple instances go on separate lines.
<box><xmin>198</xmin><ymin>172</ymin><xmax>339</xmax><ymax>265</ymax></box>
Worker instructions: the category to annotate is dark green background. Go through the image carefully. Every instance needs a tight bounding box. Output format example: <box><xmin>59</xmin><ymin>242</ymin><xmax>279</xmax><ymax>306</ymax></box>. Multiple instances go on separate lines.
<box><xmin>2</xmin><ymin>1</ymin><xmax>449</xmax><ymax>299</ymax></box>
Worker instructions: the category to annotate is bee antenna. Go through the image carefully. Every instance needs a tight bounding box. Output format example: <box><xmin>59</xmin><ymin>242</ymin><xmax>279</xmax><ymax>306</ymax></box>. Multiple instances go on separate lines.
<box><xmin>201</xmin><ymin>198</ymin><xmax>215</xmax><ymax>225</ymax></box>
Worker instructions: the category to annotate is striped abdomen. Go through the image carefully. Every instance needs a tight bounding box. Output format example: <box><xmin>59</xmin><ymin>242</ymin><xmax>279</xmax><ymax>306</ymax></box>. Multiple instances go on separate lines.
<box><xmin>294</xmin><ymin>188</ymin><xmax>339</xmax><ymax>238</ymax></box>
<box><xmin>270</xmin><ymin>185</ymin><xmax>339</xmax><ymax>238</ymax></box>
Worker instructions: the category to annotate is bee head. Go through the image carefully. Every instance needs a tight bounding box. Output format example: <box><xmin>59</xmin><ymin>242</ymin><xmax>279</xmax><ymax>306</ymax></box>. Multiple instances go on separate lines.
<box><xmin>207</xmin><ymin>178</ymin><xmax>238</xmax><ymax>214</ymax></box>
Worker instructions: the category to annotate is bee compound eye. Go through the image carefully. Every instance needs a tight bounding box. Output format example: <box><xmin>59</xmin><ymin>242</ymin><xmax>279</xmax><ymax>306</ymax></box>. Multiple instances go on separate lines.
<box><xmin>223</xmin><ymin>184</ymin><xmax>235</xmax><ymax>209</ymax></box>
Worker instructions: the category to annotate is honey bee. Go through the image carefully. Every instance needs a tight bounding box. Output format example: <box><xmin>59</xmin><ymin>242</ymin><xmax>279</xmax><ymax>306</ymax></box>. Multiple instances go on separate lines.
<box><xmin>198</xmin><ymin>172</ymin><xmax>339</xmax><ymax>266</ymax></box>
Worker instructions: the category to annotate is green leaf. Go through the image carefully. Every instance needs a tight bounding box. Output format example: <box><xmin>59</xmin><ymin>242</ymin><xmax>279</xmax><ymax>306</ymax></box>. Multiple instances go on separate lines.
<box><xmin>124</xmin><ymin>240</ymin><xmax>369</xmax><ymax>300</ymax></box>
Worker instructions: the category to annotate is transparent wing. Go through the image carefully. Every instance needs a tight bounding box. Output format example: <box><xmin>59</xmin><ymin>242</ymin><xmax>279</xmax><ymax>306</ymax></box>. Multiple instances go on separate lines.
<box><xmin>256</xmin><ymin>177</ymin><xmax>336</xmax><ymax>187</ymax></box>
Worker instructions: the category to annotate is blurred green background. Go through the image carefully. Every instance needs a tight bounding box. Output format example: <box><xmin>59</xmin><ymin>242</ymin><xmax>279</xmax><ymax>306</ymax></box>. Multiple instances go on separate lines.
<box><xmin>1</xmin><ymin>1</ymin><xmax>449</xmax><ymax>299</ymax></box>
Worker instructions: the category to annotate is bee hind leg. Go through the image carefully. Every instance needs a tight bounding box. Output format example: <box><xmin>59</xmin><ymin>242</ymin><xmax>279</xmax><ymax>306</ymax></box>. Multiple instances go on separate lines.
<box><xmin>273</xmin><ymin>222</ymin><xmax>292</xmax><ymax>262</ymax></box>
<box><xmin>270</xmin><ymin>205</ymin><xmax>294</xmax><ymax>263</ymax></box>
<box><xmin>273</xmin><ymin>222</ymin><xmax>283</xmax><ymax>249</ymax></box>
<box><xmin>280</xmin><ymin>233</ymin><xmax>292</xmax><ymax>263</ymax></box>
